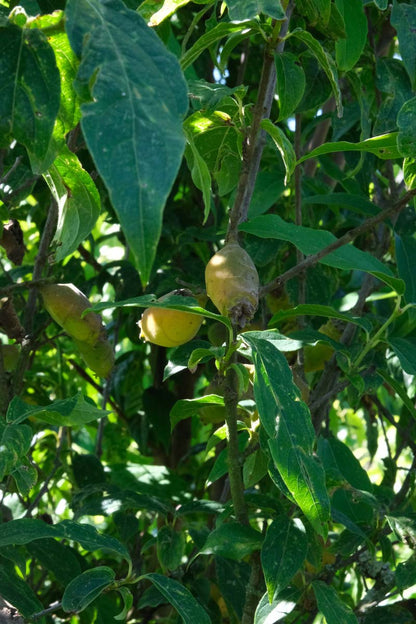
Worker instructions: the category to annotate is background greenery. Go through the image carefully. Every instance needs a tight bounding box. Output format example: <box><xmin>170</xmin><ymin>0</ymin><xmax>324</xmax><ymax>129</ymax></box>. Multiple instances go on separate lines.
<box><xmin>1</xmin><ymin>0</ymin><xmax>416</xmax><ymax>622</ymax></box>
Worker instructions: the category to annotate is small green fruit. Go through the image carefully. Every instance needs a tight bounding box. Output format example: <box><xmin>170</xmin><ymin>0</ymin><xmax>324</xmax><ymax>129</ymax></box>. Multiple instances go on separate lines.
<box><xmin>205</xmin><ymin>242</ymin><xmax>259</xmax><ymax>327</ymax></box>
<box><xmin>40</xmin><ymin>283</ymin><xmax>104</xmax><ymax>345</ymax></box>
<box><xmin>74</xmin><ymin>336</ymin><xmax>115</xmax><ymax>378</ymax></box>
<box><xmin>138</xmin><ymin>291</ymin><xmax>205</xmax><ymax>348</ymax></box>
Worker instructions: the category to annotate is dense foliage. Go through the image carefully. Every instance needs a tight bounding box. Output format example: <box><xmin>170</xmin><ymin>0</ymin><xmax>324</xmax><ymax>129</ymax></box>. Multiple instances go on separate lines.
<box><xmin>1</xmin><ymin>0</ymin><xmax>416</xmax><ymax>622</ymax></box>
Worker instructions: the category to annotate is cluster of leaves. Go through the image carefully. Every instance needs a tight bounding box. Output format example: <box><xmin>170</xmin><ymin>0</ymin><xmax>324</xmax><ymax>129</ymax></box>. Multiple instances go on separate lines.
<box><xmin>1</xmin><ymin>0</ymin><xmax>416</xmax><ymax>623</ymax></box>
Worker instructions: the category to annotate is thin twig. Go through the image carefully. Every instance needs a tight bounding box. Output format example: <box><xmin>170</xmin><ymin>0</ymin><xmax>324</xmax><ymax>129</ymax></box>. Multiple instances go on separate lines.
<box><xmin>226</xmin><ymin>3</ymin><xmax>293</xmax><ymax>242</ymax></box>
<box><xmin>261</xmin><ymin>187</ymin><xmax>416</xmax><ymax>296</ymax></box>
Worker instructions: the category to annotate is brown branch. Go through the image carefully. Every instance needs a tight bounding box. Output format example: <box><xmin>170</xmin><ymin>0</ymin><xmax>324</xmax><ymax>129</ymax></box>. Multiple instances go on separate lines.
<box><xmin>226</xmin><ymin>3</ymin><xmax>293</xmax><ymax>242</ymax></box>
<box><xmin>261</xmin><ymin>187</ymin><xmax>416</xmax><ymax>296</ymax></box>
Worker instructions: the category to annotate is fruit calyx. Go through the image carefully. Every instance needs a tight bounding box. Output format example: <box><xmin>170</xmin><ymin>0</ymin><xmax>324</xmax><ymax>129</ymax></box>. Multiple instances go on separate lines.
<box><xmin>205</xmin><ymin>242</ymin><xmax>259</xmax><ymax>327</ymax></box>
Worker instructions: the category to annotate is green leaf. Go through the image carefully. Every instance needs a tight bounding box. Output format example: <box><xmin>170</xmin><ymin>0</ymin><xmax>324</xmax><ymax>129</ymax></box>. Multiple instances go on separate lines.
<box><xmin>142</xmin><ymin>573</ymin><xmax>211</xmax><ymax>624</ymax></box>
<box><xmin>312</xmin><ymin>581</ymin><xmax>358</xmax><ymax>624</ymax></box>
<box><xmin>0</xmin><ymin>421</ymin><xmax>32</xmax><ymax>481</ymax></box>
<box><xmin>261</xmin><ymin>516</ymin><xmax>307</xmax><ymax>601</ymax></box>
<box><xmin>114</xmin><ymin>587</ymin><xmax>133</xmax><ymax>621</ymax></box>
<box><xmin>199</xmin><ymin>522</ymin><xmax>263</xmax><ymax>560</ymax></box>
<box><xmin>0</xmin><ymin>22</ymin><xmax>60</xmax><ymax>172</ymax></box>
<box><xmin>243</xmin><ymin>333</ymin><xmax>330</xmax><ymax>536</ymax></box>
<box><xmin>275</xmin><ymin>53</ymin><xmax>306</xmax><ymax>121</ymax></box>
<box><xmin>391</xmin><ymin>1</ymin><xmax>416</xmax><ymax>89</ymax></box>
<box><xmin>170</xmin><ymin>395</ymin><xmax>225</xmax><ymax>429</ymax></box>
<box><xmin>0</xmin><ymin>564</ymin><xmax>44</xmax><ymax>619</ymax></box>
<box><xmin>397</xmin><ymin>97</ymin><xmax>416</xmax><ymax>158</ymax></box>
<box><xmin>7</xmin><ymin>393</ymin><xmax>108</xmax><ymax>426</ymax></box>
<box><xmin>254</xmin><ymin>590</ymin><xmax>299</xmax><ymax>623</ymax></box>
<box><xmin>403</xmin><ymin>157</ymin><xmax>416</xmax><ymax>189</ymax></box>
<box><xmin>388</xmin><ymin>337</ymin><xmax>416</xmax><ymax>375</ymax></box>
<box><xmin>62</xmin><ymin>567</ymin><xmax>115</xmax><ymax>613</ymax></box>
<box><xmin>335</xmin><ymin>0</ymin><xmax>367</xmax><ymax>72</ymax></box>
<box><xmin>378</xmin><ymin>369</ymin><xmax>416</xmax><ymax>422</ymax></box>
<box><xmin>44</xmin><ymin>146</ymin><xmax>100</xmax><ymax>260</ymax></box>
<box><xmin>317</xmin><ymin>437</ymin><xmax>373</xmax><ymax>492</ymax></box>
<box><xmin>268</xmin><ymin>303</ymin><xmax>372</xmax><ymax>335</ymax></box>
<box><xmin>396</xmin><ymin>555</ymin><xmax>416</xmax><ymax>591</ymax></box>
<box><xmin>290</xmin><ymin>28</ymin><xmax>343</xmax><ymax>117</ymax></box>
<box><xmin>297</xmin><ymin>132</ymin><xmax>401</xmax><ymax>163</ymax></box>
<box><xmin>240</xmin><ymin>214</ymin><xmax>403</xmax><ymax>293</ymax></box>
<box><xmin>0</xmin><ymin>518</ymin><xmax>131</xmax><ymax>564</ymax></box>
<box><xmin>303</xmin><ymin>192</ymin><xmax>378</xmax><ymax>216</ymax></box>
<box><xmin>180</xmin><ymin>21</ymin><xmax>260</xmax><ymax>71</ymax></box>
<box><xmin>224</xmin><ymin>0</ymin><xmax>285</xmax><ymax>20</ymax></box>
<box><xmin>261</xmin><ymin>119</ymin><xmax>296</xmax><ymax>185</ymax></box>
<box><xmin>65</xmin><ymin>0</ymin><xmax>188</xmax><ymax>286</ymax></box>
<box><xmin>26</xmin><ymin>539</ymin><xmax>82</xmax><ymax>585</ymax></box>
<box><xmin>184</xmin><ymin>131</ymin><xmax>212</xmax><ymax>223</ymax></box>
<box><xmin>157</xmin><ymin>525</ymin><xmax>186</xmax><ymax>571</ymax></box>
<box><xmin>11</xmin><ymin>460</ymin><xmax>37</xmax><ymax>496</ymax></box>
<box><xmin>139</xmin><ymin>0</ymin><xmax>194</xmax><ymax>26</ymax></box>
<box><xmin>396</xmin><ymin>235</ymin><xmax>416</xmax><ymax>303</ymax></box>
<box><xmin>299</xmin><ymin>0</ymin><xmax>331</xmax><ymax>26</ymax></box>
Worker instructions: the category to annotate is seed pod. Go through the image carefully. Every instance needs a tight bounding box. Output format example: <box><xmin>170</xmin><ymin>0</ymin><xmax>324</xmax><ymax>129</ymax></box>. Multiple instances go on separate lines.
<box><xmin>138</xmin><ymin>291</ymin><xmax>204</xmax><ymax>348</ymax></box>
<box><xmin>40</xmin><ymin>283</ymin><xmax>105</xmax><ymax>345</ymax></box>
<box><xmin>205</xmin><ymin>242</ymin><xmax>259</xmax><ymax>327</ymax></box>
<box><xmin>74</xmin><ymin>336</ymin><xmax>115</xmax><ymax>378</ymax></box>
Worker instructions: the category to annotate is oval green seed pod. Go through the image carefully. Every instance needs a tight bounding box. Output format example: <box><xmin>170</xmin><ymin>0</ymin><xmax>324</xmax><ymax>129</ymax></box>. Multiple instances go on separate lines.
<box><xmin>40</xmin><ymin>283</ymin><xmax>104</xmax><ymax>345</ymax></box>
<box><xmin>74</xmin><ymin>336</ymin><xmax>115</xmax><ymax>378</ymax></box>
<box><xmin>205</xmin><ymin>242</ymin><xmax>259</xmax><ymax>327</ymax></box>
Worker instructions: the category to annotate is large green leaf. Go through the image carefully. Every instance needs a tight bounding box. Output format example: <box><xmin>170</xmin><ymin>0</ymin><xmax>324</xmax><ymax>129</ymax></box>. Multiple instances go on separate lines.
<box><xmin>224</xmin><ymin>0</ymin><xmax>285</xmax><ymax>20</ymax></box>
<box><xmin>317</xmin><ymin>437</ymin><xmax>373</xmax><ymax>492</ymax></box>
<box><xmin>243</xmin><ymin>333</ymin><xmax>330</xmax><ymax>536</ymax></box>
<box><xmin>388</xmin><ymin>337</ymin><xmax>416</xmax><ymax>375</ymax></box>
<box><xmin>261</xmin><ymin>119</ymin><xmax>296</xmax><ymax>185</ymax></box>
<box><xmin>0</xmin><ymin>421</ymin><xmax>32</xmax><ymax>481</ymax></box>
<box><xmin>0</xmin><ymin>518</ymin><xmax>131</xmax><ymax>564</ymax></box>
<box><xmin>297</xmin><ymin>132</ymin><xmax>401</xmax><ymax>163</ymax></box>
<box><xmin>142</xmin><ymin>573</ymin><xmax>211</xmax><ymax>624</ymax></box>
<box><xmin>391</xmin><ymin>1</ymin><xmax>416</xmax><ymax>89</ymax></box>
<box><xmin>0</xmin><ymin>22</ymin><xmax>60</xmax><ymax>172</ymax></box>
<box><xmin>44</xmin><ymin>146</ymin><xmax>100</xmax><ymax>260</ymax></box>
<box><xmin>62</xmin><ymin>567</ymin><xmax>115</xmax><ymax>613</ymax></box>
<box><xmin>275</xmin><ymin>53</ymin><xmax>306</xmax><ymax>121</ymax></box>
<box><xmin>65</xmin><ymin>0</ymin><xmax>188</xmax><ymax>286</ymax></box>
<box><xmin>289</xmin><ymin>29</ymin><xmax>343</xmax><ymax>117</ymax></box>
<box><xmin>261</xmin><ymin>516</ymin><xmax>307</xmax><ymax>601</ymax></box>
<box><xmin>240</xmin><ymin>214</ymin><xmax>403</xmax><ymax>293</ymax></box>
<box><xmin>139</xmin><ymin>0</ymin><xmax>195</xmax><ymax>25</ymax></box>
<box><xmin>335</xmin><ymin>0</ymin><xmax>367</xmax><ymax>72</ymax></box>
<box><xmin>0</xmin><ymin>564</ymin><xmax>44</xmax><ymax>620</ymax></box>
<box><xmin>7</xmin><ymin>393</ymin><xmax>108</xmax><ymax>426</ymax></box>
<box><xmin>312</xmin><ymin>581</ymin><xmax>358</xmax><ymax>624</ymax></box>
<box><xmin>198</xmin><ymin>522</ymin><xmax>263</xmax><ymax>560</ymax></box>
<box><xmin>157</xmin><ymin>525</ymin><xmax>186</xmax><ymax>571</ymax></box>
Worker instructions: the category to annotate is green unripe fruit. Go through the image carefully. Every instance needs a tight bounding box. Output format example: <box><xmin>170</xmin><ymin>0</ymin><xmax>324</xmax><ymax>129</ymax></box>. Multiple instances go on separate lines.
<box><xmin>74</xmin><ymin>336</ymin><xmax>115</xmax><ymax>378</ymax></box>
<box><xmin>138</xmin><ymin>291</ymin><xmax>205</xmax><ymax>348</ymax></box>
<box><xmin>205</xmin><ymin>242</ymin><xmax>259</xmax><ymax>327</ymax></box>
<box><xmin>40</xmin><ymin>283</ymin><xmax>104</xmax><ymax>345</ymax></box>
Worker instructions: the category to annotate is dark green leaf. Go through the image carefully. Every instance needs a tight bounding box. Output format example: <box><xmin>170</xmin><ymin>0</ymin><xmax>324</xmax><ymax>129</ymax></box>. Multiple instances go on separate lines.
<box><xmin>6</xmin><ymin>393</ymin><xmax>108</xmax><ymax>426</ymax></box>
<box><xmin>240</xmin><ymin>214</ymin><xmax>403</xmax><ymax>293</ymax></box>
<box><xmin>275</xmin><ymin>53</ymin><xmax>306</xmax><ymax>121</ymax></box>
<box><xmin>0</xmin><ymin>23</ymin><xmax>60</xmax><ymax>171</ymax></box>
<box><xmin>26</xmin><ymin>539</ymin><xmax>82</xmax><ymax>585</ymax></box>
<box><xmin>397</xmin><ymin>97</ymin><xmax>416</xmax><ymax>158</ymax></box>
<box><xmin>66</xmin><ymin>0</ymin><xmax>188</xmax><ymax>286</ymax></box>
<box><xmin>261</xmin><ymin>119</ymin><xmax>296</xmax><ymax>185</ymax></box>
<box><xmin>142</xmin><ymin>573</ymin><xmax>211</xmax><ymax>624</ymax></box>
<box><xmin>199</xmin><ymin>522</ymin><xmax>263</xmax><ymax>560</ymax></box>
<box><xmin>303</xmin><ymin>192</ymin><xmax>378</xmax><ymax>216</ymax></box>
<box><xmin>391</xmin><ymin>1</ymin><xmax>416</xmax><ymax>89</ymax></box>
<box><xmin>170</xmin><ymin>395</ymin><xmax>224</xmax><ymax>429</ymax></box>
<box><xmin>0</xmin><ymin>421</ymin><xmax>32</xmax><ymax>481</ymax></box>
<box><xmin>224</xmin><ymin>0</ymin><xmax>285</xmax><ymax>20</ymax></box>
<box><xmin>243</xmin><ymin>333</ymin><xmax>330</xmax><ymax>536</ymax></box>
<box><xmin>290</xmin><ymin>29</ymin><xmax>343</xmax><ymax>116</ymax></box>
<box><xmin>318</xmin><ymin>437</ymin><xmax>373</xmax><ymax>492</ymax></box>
<box><xmin>396</xmin><ymin>555</ymin><xmax>416</xmax><ymax>591</ymax></box>
<box><xmin>261</xmin><ymin>516</ymin><xmax>307</xmax><ymax>601</ymax></box>
<box><xmin>298</xmin><ymin>132</ymin><xmax>401</xmax><ymax>162</ymax></box>
<box><xmin>388</xmin><ymin>337</ymin><xmax>416</xmax><ymax>375</ymax></box>
<box><xmin>268</xmin><ymin>304</ymin><xmax>372</xmax><ymax>334</ymax></box>
<box><xmin>157</xmin><ymin>525</ymin><xmax>186</xmax><ymax>571</ymax></box>
<box><xmin>312</xmin><ymin>581</ymin><xmax>358</xmax><ymax>624</ymax></box>
<box><xmin>0</xmin><ymin>564</ymin><xmax>44</xmax><ymax>619</ymax></box>
<box><xmin>44</xmin><ymin>146</ymin><xmax>100</xmax><ymax>261</ymax></box>
<box><xmin>62</xmin><ymin>567</ymin><xmax>115</xmax><ymax>613</ymax></box>
<box><xmin>335</xmin><ymin>0</ymin><xmax>367</xmax><ymax>71</ymax></box>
